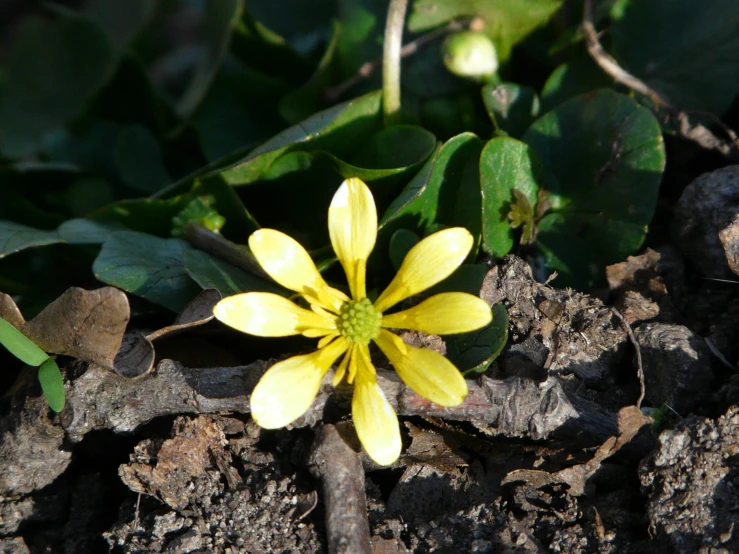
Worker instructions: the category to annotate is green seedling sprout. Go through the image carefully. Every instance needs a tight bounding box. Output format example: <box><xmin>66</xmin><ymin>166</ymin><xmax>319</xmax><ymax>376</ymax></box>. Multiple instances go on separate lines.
<box><xmin>0</xmin><ymin>317</ymin><xmax>65</xmax><ymax>412</ymax></box>
<box><xmin>171</xmin><ymin>195</ymin><xmax>226</xmax><ymax>237</ymax></box>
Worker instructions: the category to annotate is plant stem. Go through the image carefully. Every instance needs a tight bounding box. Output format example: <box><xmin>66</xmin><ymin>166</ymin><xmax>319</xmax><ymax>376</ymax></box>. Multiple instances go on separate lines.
<box><xmin>382</xmin><ymin>0</ymin><xmax>409</xmax><ymax>127</ymax></box>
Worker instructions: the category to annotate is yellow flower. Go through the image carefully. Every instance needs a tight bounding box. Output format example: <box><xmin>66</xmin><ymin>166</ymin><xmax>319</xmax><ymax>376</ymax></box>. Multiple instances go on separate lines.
<box><xmin>213</xmin><ymin>178</ymin><xmax>492</xmax><ymax>465</ymax></box>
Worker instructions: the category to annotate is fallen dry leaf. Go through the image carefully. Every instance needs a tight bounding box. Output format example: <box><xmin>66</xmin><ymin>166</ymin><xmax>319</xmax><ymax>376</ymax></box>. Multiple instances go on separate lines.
<box><xmin>0</xmin><ymin>287</ymin><xmax>129</xmax><ymax>369</ymax></box>
<box><xmin>113</xmin><ymin>332</ymin><xmax>155</xmax><ymax>378</ymax></box>
<box><xmin>145</xmin><ymin>288</ymin><xmax>221</xmax><ymax>342</ymax></box>
<box><xmin>502</xmin><ymin>406</ymin><xmax>652</xmax><ymax>496</ymax></box>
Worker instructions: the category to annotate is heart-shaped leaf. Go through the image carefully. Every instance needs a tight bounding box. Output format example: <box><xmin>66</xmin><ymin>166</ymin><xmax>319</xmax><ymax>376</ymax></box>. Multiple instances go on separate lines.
<box><xmin>176</xmin><ymin>0</ymin><xmax>243</xmax><ymax>118</ymax></box>
<box><xmin>447</xmin><ymin>303</ymin><xmax>509</xmax><ymax>377</ymax></box>
<box><xmin>483</xmin><ymin>83</ymin><xmax>541</xmax><ymax>138</ymax></box>
<box><xmin>217</xmin><ymin>90</ymin><xmax>383</xmax><ymax>185</ymax></box>
<box><xmin>522</xmin><ymin>90</ymin><xmax>665</xmax><ymax>288</ymax></box>
<box><xmin>480</xmin><ymin>137</ymin><xmax>544</xmax><ymax>257</ymax></box>
<box><xmin>0</xmin><ymin>15</ymin><xmax>116</xmax><ymax>157</ymax></box>
<box><xmin>0</xmin><ymin>222</ymin><xmax>63</xmax><ymax>259</ymax></box>
<box><xmin>93</xmin><ymin>231</ymin><xmax>201</xmax><ymax>312</ymax></box>
<box><xmin>113</xmin><ymin>124</ymin><xmax>172</xmax><ymax>194</ymax></box>
<box><xmin>183</xmin><ymin>250</ymin><xmax>283</xmax><ymax>297</ymax></box>
<box><xmin>408</xmin><ymin>0</ymin><xmax>565</xmax><ymax>62</ymax></box>
<box><xmin>379</xmin><ymin>133</ymin><xmax>483</xmax><ymax>253</ymax></box>
<box><xmin>611</xmin><ymin>0</ymin><xmax>739</xmax><ymax>115</ymax></box>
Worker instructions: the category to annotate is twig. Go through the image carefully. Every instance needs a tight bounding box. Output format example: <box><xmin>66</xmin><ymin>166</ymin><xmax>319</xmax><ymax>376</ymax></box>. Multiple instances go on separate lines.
<box><xmin>60</xmin><ymin>359</ymin><xmax>618</xmax><ymax>446</ymax></box>
<box><xmin>582</xmin><ymin>0</ymin><xmax>675</xmax><ymax>112</ymax></box>
<box><xmin>582</xmin><ymin>0</ymin><xmax>739</xmax><ymax>159</ymax></box>
<box><xmin>704</xmin><ymin>336</ymin><xmax>737</xmax><ymax>372</ymax></box>
<box><xmin>323</xmin><ymin>21</ymin><xmax>462</xmax><ymax>103</ymax></box>
<box><xmin>382</xmin><ymin>0</ymin><xmax>409</xmax><ymax>126</ymax></box>
<box><xmin>309</xmin><ymin>424</ymin><xmax>372</xmax><ymax>554</ymax></box>
<box><xmin>611</xmin><ymin>307</ymin><xmax>645</xmax><ymax>409</ymax></box>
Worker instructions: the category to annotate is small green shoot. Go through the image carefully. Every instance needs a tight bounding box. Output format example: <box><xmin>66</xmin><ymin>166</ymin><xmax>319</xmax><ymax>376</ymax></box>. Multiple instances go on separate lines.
<box><xmin>171</xmin><ymin>195</ymin><xmax>226</xmax><ymax>237</ymax></box>
<box><xmin>0</xmin><ymin>316</ymin><xmax>65</xmax><ymax>412</ymax></box>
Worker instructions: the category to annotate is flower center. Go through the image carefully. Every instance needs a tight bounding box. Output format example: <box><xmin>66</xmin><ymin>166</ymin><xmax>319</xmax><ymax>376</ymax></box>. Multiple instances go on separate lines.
<box><xmin>337</xmin><ymin>298</ymin><xmax>382</xmax><ymax>344</ymax></box>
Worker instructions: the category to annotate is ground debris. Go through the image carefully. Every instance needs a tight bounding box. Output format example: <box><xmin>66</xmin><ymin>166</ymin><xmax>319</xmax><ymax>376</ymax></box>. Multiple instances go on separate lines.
<box><xmin>639</xmin><ymin>405</ymin><xmax>739</xmax><ymax>554</ymax></box>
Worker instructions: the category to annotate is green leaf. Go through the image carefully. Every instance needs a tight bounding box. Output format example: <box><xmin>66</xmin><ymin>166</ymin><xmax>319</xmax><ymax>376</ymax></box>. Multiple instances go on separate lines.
<box><xmin>183</xmin><ymin>250</ymin><xmax>283</xmax><ymax>297</ymax></box>
<box><xmin>388</xmin><ymin>229</ymin><xmax>421</xmax><ymax>271</ymax></box>
<box><xmin>611</xmin><ymin>0</ymin><xmax>739</xmax><ymax>114</ymax></box>
<box><xmin>0</xmin><ymin>221</ymin><xmax>63</xmax><ymax>259</ymax></box>
<box><xmin>482</xmin><ymin>83</ymin><xmax>541</xmax><ymax>138</ymax></box>
<box><xmin>335</xmin><ymin>0</ymin><xmax>386</xmax><ymax>78</ymax></box>
<box><xmin>58</xmin><ymin>218</ymin><xmax>126</xmax><ymax>245</ymax></box>
<box><xmin>0</xmin><ymin>15</ymin><xmax>116</xmax><ymax>157</ymax></box>
<box><xmin>114</xmin><ymin>124</ymin><xmax>172</xmax><ymax>193</ymax></box>
<box><xmin>426</xmin><ymin>264</ymin><xmax>489</xmax><ymax>296</ymax></box>
<box><xmin>177</xmin><ymin>0</ymin><xmax>243</xmax><ymax>118</ymax></box>
<box><xmin>534</xmin><ymin>212</ymin><xmax>647</xmax><ymax>289</ymax></box>
<box><xmin>93</xmin><ymin>231</ymin><xmax>201</xmax><ymax>312</ymax></box>
<box><xmin>90</xmin><ymin>176</ymin><xmax>258</xmax><ymax>240</ymax></box>
<box><xmin>194</xmin><ymin>68</ymin><xmax>290</xmax><ymax>161</ymax></box>
<box><xmin>522</xmin><ymin>90</ymin><xmax>665</xmax><ymax>289</ymax></box>
<box><xmin>38</xmin><ymin>357</ymin><xmax>66</xmax><ymax>412</ymax></box>
<box><xmin>64</xmin><ymin>178</ymin><xmax>115</xmax><ymax>217</ymax></box>
<box><xmin>480</xmin><ymin>137</ymin><xmax>543</xmax><ymax>257</ymax></box>
<box><xmin>0</xmin><ymin>317</ymin><xmax>49</xmax><ymax>367</ymax></box>
<box><xmin>246</xmin><ymin>0</ymin><xmax>336</xmax><ymax>49</ymax></box>
<box><xmin>540</xmin><ymin>57</ymin><xmax>613</xmax><ymax>112</ymax></box>
<box><xmin>218</xmin><ymin>90</ymin><xmax>383</xmax><ymax>185</ymax></box>
<box><xmin>408</xmin><ymin>0</ymin><xmax>565</xmax><ymax>62</ymax></box>
<box><xmin>379</xmin><ymin>133</ymin><xmax>483</xmax><ymax>246</ymax></box>
<box><xmin>279</xmin><ymin>21</ymin><xmax>341</xmax><ymax>124</ymax></box>
<box><xmin>82</xmin><ymin>0</ymin><xmax>154</xmax><ymax>52</ymax></box>
<box><xmin>447</xmin><ymin>303</ymin><xmax>508</xmax><ymax>377</ymax></box>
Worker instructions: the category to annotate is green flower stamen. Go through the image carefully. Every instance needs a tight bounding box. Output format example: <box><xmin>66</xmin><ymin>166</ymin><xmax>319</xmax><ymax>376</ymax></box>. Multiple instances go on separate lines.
<box><xmin>338</xmin><ymin>298</ymin><xmax>382</xmax><ymax>344</ymax></box>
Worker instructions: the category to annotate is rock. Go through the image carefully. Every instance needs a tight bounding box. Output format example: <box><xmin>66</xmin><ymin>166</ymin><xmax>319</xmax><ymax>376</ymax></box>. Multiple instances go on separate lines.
<box><xmin>719</xmin><ymin>213</ymin><xmax>739</xmax><ymax>276</ymax></box>
<box><xmin>673</xmin><ymin>165</ymin><xmax>739</xmax><ymax>277</ymax></box>
<box><xmin>639</xmin><ymin>407</ymin><xmax>739</xmax><ymax>554</ymax></box>
<box><xmin>634</xmin><ymin>323</ymin><xmax>712</xmax><ymax>413</ymax></box>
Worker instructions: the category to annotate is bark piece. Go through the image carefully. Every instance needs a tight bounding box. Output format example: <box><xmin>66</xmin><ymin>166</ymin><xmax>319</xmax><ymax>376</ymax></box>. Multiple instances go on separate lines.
<box><xmin>59</xmin><ymin>358</ymin><xmax>617</xmax><ymax>447</ymax></box>
<box><xmin>118</xmin><ymin>416</ymin><xmax>233</xmax><ymax>510</ymax></box>
<box><xmin>633</xmin><ymin>322</ymin><xmax>712</xmax><ymax>413</ymax></box>
<box><xmin>0</xmin><ymin>395</ymin><xmax>71</xmax><ymax>495</ymax></box>
<box><xmin>673</xmin><ymin>164</ymin><xmax>739</xmax><ymax>277</ymax></box>
<box><xmin>309</xmin><ymin>424</ymin><xmax>372</xmax><ymax>554</ymax></box>
<box><xmin>639</xmin><ymin>406</ymin><xmax>739</xmax><ymax>554</ymax></box>
<box><xmin>503</xmin><ymin>406</ymin><xmax>651</xmax><ymax>496</ymax></box>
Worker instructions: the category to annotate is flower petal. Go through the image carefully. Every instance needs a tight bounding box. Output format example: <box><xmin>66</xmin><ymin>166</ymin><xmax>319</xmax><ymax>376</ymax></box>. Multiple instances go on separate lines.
<box><xmin>382</xmin><ymin>292</ymin><xmax>492</xmax><ymax>335</ymax></box>
<box><xmin>375</xmin><ymin>329</ymin><xmax>468</xmax><ymax>406</ymax></box>
<box><xmin>374</xmin><ymin>228</ymin><xmax>473</xmax><ymax>312</ymax></box>
<box><xmin>251</xmin><ymin>337</ymin><xmax>348</xmax><ymax>428</ymax></box>
<box><xmin>249</xmin><ymin>229</ymin><xmax>348</xmax><ymax>312</ymax></box>
<box><xmin>352</xmin><ymin>345</ymin><xmax>401</xmax><ymax>466</ymax></box>
<box><xmin>214</xmin><ymin>292</ymin><xmax>336</xmax><ymax>337</ymax></box>
<box><xmin>328</xmin><ymin>178</ymin><xmax>377</xmax><ymax>300</ymax></box>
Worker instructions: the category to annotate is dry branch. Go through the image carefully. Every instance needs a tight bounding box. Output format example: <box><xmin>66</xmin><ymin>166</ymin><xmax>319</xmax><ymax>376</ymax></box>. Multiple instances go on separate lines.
<box><xmin>60</xmin><ymin>358</ymin><xmax>618</xmax><ymax>446</ymax></box>
<box><xmin>309</xmin><ymin>424</ymin><xmax>372</xmax><ymax>554</ymax></box>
